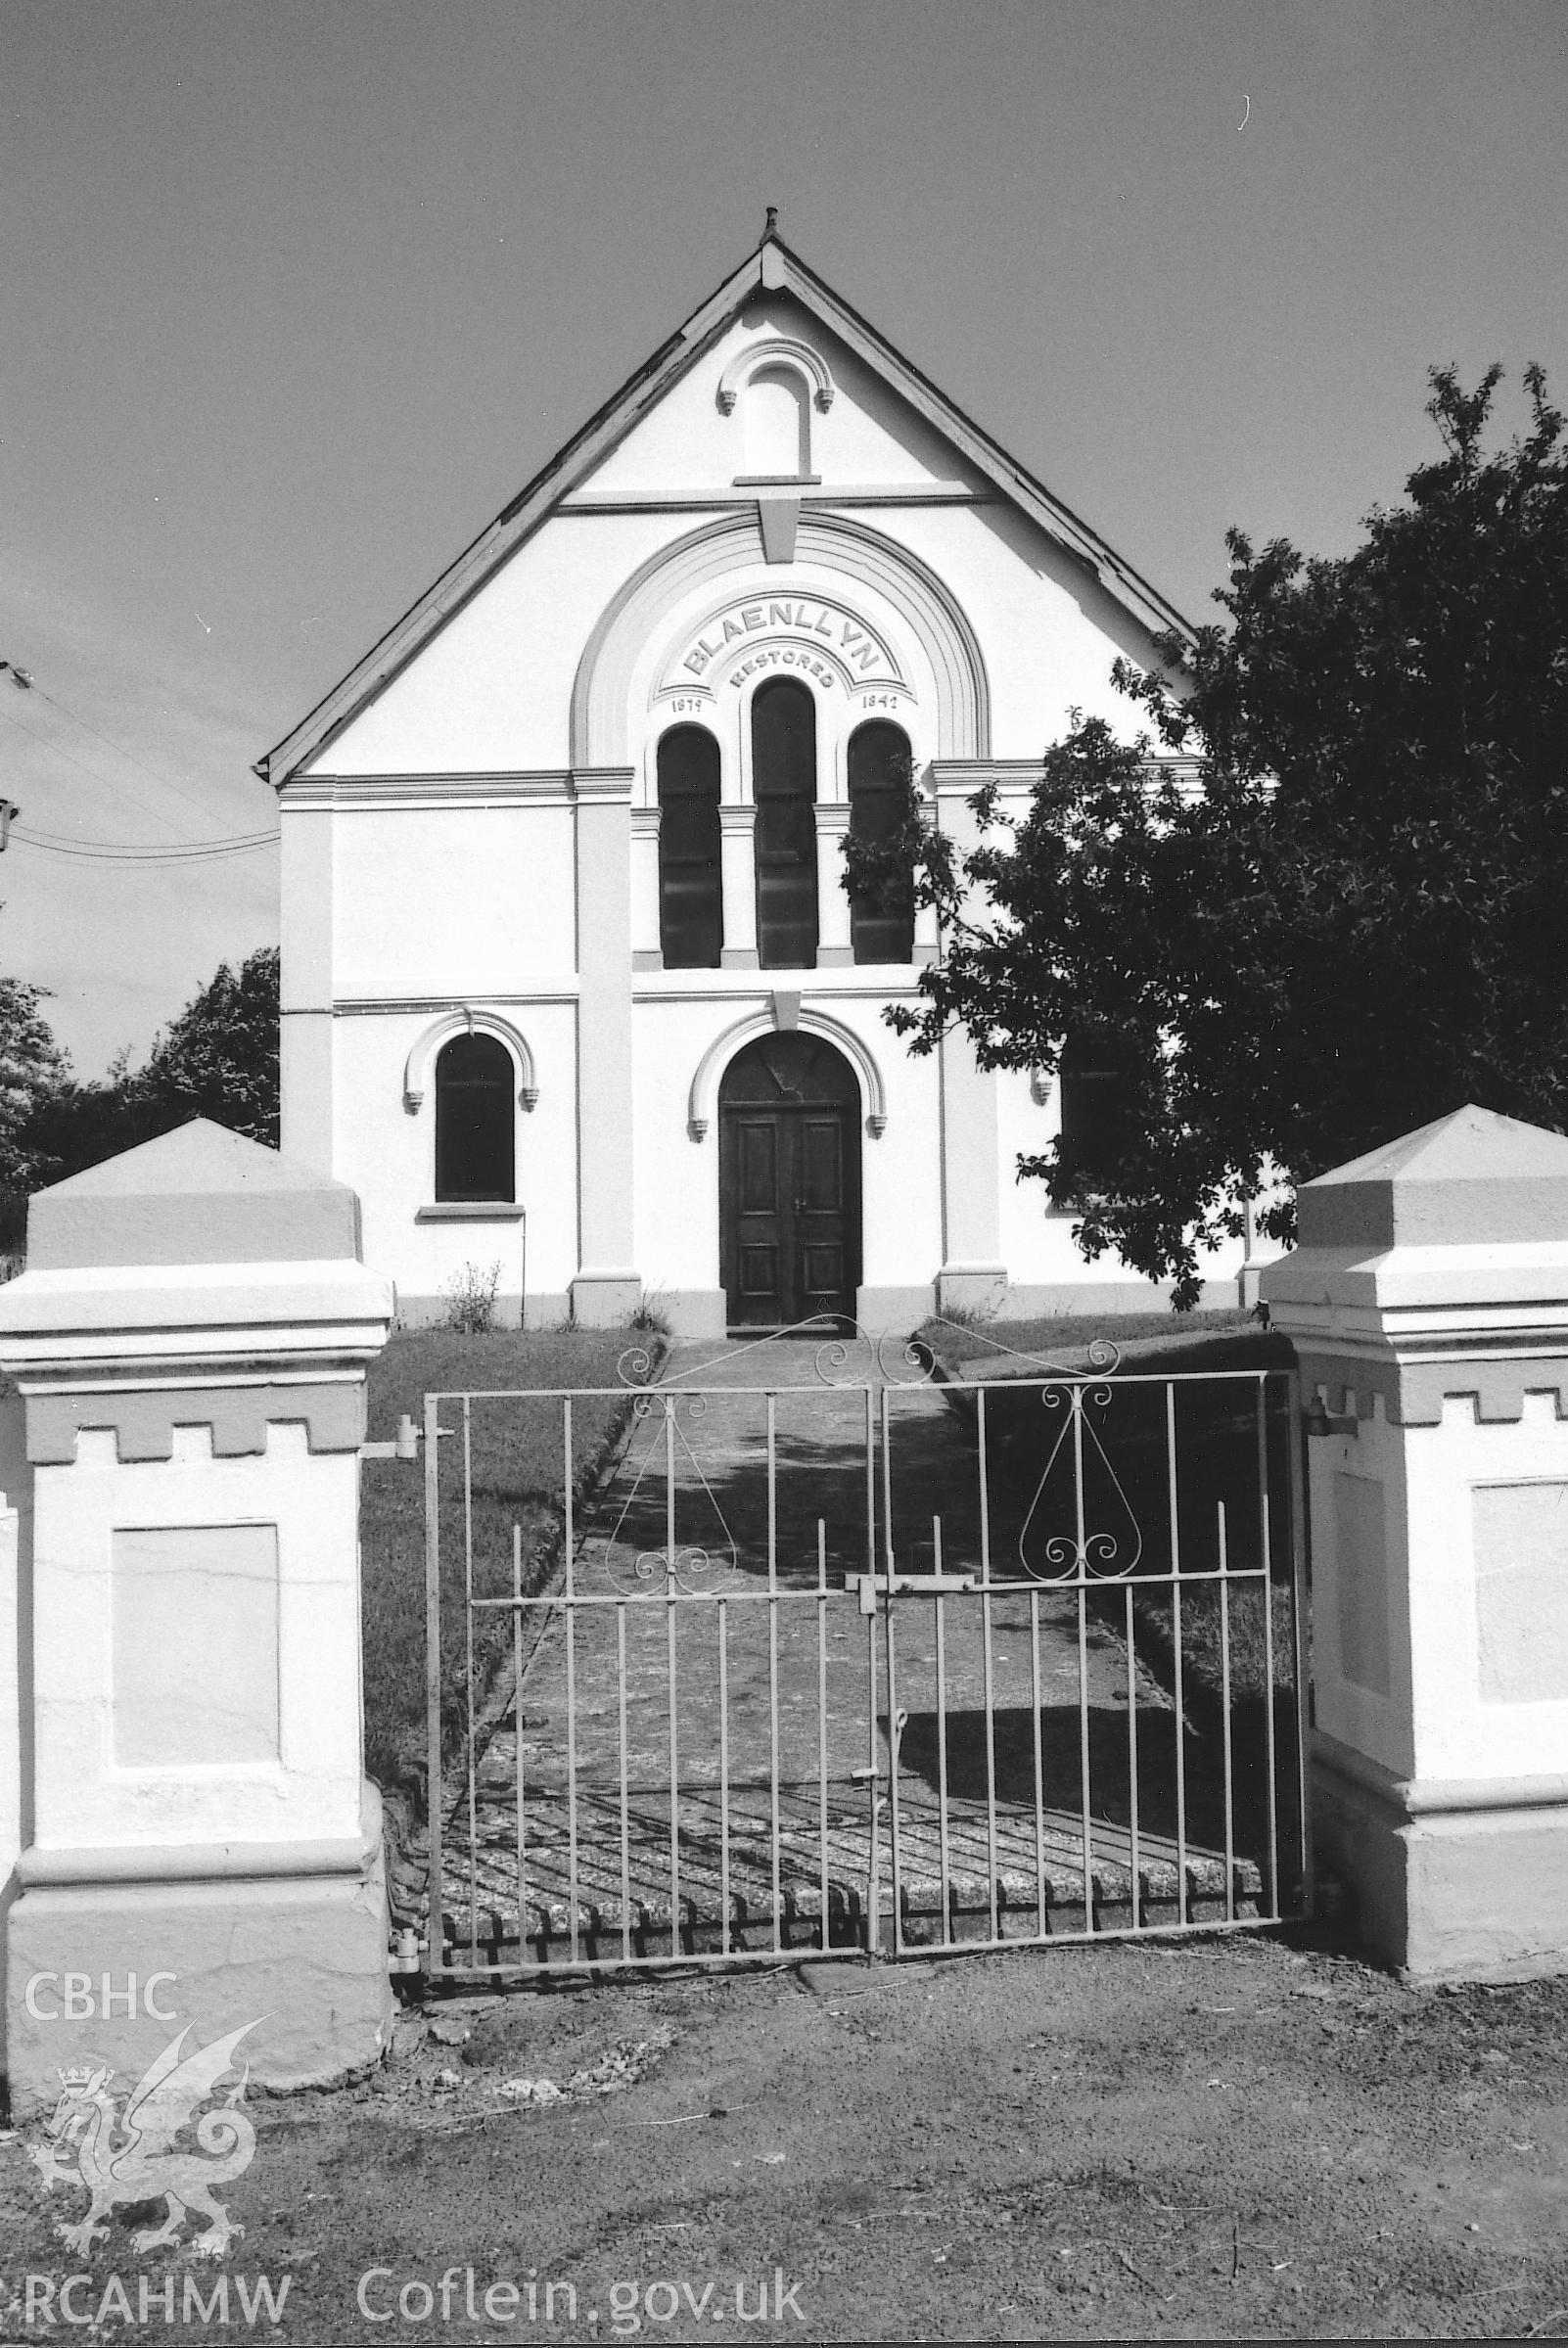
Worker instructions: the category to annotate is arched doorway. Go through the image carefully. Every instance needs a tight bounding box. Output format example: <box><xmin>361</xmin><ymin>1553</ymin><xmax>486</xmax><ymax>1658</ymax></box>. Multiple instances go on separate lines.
<box><xmin>718</xmin><ymin>1034</ymin><xmax>862</xmax><ymax>1327</ymax></box>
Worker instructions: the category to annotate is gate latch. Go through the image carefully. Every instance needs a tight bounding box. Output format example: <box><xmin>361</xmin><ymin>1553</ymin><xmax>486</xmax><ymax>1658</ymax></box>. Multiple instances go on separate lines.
<box><xmin>360</xmin><ymin>1413</ymin><xmax>433</xmax><ymax>1461</ymax></box>
<box><xmin>845</xmin><ymin>1569</ymin><xmax>978</xmax><ymax>1615</ymax></box>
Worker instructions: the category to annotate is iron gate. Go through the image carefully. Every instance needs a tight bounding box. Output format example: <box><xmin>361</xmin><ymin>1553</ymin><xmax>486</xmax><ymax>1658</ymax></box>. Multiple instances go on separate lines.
<box><xmin>415</xmin><ymin>1325</ymin><xmax>1309</xmax><ymax>1978</ymax></box>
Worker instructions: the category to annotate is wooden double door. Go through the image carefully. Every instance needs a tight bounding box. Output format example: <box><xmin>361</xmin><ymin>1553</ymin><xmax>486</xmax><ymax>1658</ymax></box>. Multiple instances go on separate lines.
<box><xmin>718</xmin><ymin>1035</ymin><xmax>862</xmax><ymax>1327</ymax></box>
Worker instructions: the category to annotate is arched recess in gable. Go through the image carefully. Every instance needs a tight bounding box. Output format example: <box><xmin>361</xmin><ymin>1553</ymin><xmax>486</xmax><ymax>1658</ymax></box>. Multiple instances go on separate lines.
<box><xmin>403</xmin><ymin>1009</ymin><xmax>538</xmax><ymax>1114</ymax></box>
<box><xmin>716</xmin><ymin>337</ymin><xmax>837</xmax><ymax>417</ymax></box>
<box><xmin>687</xmin><ymin>1005</ymin><xmax>889</xmax><ymax>1141</ymax></box>
<box><xmin>571</xmin><ymin>512</ymin><xmax>990</xmax><ymax>767</ymax></box>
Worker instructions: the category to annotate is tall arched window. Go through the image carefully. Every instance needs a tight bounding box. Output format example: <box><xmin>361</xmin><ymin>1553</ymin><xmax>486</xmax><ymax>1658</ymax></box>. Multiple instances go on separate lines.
<box><xmin>752</xmin><ymin>677</ymin><xmax>817</xmax><ymax>970</ymax></box>
<box><xmin>435</xmin><ymin>1033</ymin><xmax>516</xmax><ymax>1202</ymax></box>
<box><xmin>847</xmin><ymin>719</ymin><xmax>915</xmax><ymax>964</ymax></box>
<box><xmin>657</xmin><ymin>725</ymin><xmax>722</xmax><ymax>969</ymax></box>
<box><xmin>1057</xmin><ymin>1023</ymin><xmax>1141</xmax><ymax>1189</ymax></box>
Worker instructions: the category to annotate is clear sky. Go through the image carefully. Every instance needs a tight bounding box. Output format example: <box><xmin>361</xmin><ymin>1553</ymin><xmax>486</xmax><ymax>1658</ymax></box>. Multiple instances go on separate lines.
<box><xmin>3</xmin><ymin>0</ymin><xmax>1564</xmax><ymax>1073</ymax></box>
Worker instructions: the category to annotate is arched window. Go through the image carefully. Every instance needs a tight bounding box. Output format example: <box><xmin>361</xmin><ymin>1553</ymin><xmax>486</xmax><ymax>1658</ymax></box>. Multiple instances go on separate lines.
<box><xmin>657</xmin><ymin>725</ymin><xmax>722</xmax><ymax>969</ymax></box>
<box><xmin>1058</xmin><ymin>1023</ymin><xmax>1141</xmax><ymax>1187</ymax></box>
<box><xmin>847</xmin><ymin>720</ymin><xmax>915</xmax><ymax>964</ymax></box>
<box><xmin>435</xmin><ymin>1033</ymin><xmax>516</xmax><ymax>1202</ymax></box>
<box><xmin>752</xmin><ymin>678</ymin><xmax>817</xmax><ymax>970</ymax></box>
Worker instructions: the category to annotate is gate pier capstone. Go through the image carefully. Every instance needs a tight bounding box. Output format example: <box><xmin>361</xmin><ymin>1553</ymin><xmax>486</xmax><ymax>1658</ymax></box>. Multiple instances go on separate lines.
<box><xmin>0</xmin><ymin>1120</ymin><xmax>394</xmax><ymax>2113</ymax></box>
<box><xmin>1261</xmin><ymin>1105</ymin><xmax>1568</xmax><ymax>1979</ymax></box>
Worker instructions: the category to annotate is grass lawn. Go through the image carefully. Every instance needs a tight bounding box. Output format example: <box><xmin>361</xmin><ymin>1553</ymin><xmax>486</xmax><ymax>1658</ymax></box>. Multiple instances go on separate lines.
<box><xmin>917</xmin><ymin>1309</ymin><xmax>1301</xmax><ymax>1710</ymax></box>
<box><xmin>359</xmin><ymin>1326</ymin><xmax>658</xmax><ymax>1795</ymax></box>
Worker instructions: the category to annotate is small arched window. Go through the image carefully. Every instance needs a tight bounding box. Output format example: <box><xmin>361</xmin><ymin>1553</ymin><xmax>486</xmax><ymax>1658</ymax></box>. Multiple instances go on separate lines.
<box><xmin>657</xmin><ymin>726</ymin><xmax>722</xmax><ymax>969</ymax></box>
<box><xmin>435</xmin><ymin>1033</ymin><xmax>516</xmax><ymax>1202</ymax></box>
<box><xmin>753</xmin><ymin>678</ymin><xmax>818</xmax><ymax>970</ymax></box>
<box><xmin>847</xmin><ymin>720</ymin><xmax>915</xmax><ymax>965</ymax></box>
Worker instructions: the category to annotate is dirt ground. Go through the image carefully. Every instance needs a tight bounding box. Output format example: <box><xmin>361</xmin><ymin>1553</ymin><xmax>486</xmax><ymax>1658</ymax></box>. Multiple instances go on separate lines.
<box><xmin>6</xmin><ymin>1926</ymin><xmax>1568</xmax><ymax>2344</ymax></box>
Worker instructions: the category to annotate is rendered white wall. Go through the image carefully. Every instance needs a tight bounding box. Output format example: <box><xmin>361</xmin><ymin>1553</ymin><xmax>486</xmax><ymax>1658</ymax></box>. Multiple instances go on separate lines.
<box><xmin>332</xmin><ymin>1002</ymin><xmax>579</xmax><ymax>1316</ymax></box>
<box><xmin>333</xmin><ymin>804</ymin><xmax>577</xmax><ymax>989</ymax></box>
<box><xmin>584</xmin><ymin>302</ymin><xmax>989</xmax><ymax>496</ymax></box>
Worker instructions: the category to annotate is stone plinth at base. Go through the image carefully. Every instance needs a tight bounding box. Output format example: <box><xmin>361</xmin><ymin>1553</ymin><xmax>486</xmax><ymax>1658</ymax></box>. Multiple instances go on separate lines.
<box><xmin>1315</xmin><ymin>1739</ymin><xmax>1568</xmax><ymax>1982</ymax></box>
<box><xmin>570</xmin><ymin>1271</ymin><xmax>643</xmax><ymax>1327</ymax></box>
<box><xmin>4</xmin><ymin>1787</ymin><xmax>393</xmax><ymax>2119</ymax></box>
<box><xmin>935</xmin><ymin>1264</ymin><xmax>1008</xmax><ymax>1318</ymax></box>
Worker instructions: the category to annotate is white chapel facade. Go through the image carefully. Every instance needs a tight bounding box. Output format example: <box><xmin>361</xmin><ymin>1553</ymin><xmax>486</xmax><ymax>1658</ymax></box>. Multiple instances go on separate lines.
<box><xmin>261</xmin><ymin>227</ymin><xmax>1247</xmax><ymax>1333</ymax></box>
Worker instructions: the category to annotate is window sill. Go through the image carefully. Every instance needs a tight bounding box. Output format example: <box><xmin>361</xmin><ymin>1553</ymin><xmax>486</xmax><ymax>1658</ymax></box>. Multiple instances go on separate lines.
<box><xmin>416</xmin><ymin>1203</ymin><xmax>525</xmax><ymax>1222</ymax></box>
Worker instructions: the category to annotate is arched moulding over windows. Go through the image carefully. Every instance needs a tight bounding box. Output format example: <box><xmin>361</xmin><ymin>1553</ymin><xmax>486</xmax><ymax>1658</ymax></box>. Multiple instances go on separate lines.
<box><xmin>650</xmin><ymin>588</ymin><xmax>909</xmax><ymax>715</ymax></box>
<box><xmin>716</xmin><ymin>337</ymin><xmax>836</xmax><ymax>418</ymax></box>
<box><xmin>572</xmin><ymin>512</ymin><xmax>989</xmax><ymax>766</ymax></box>
<box><xmin>687</xmin><ymin>1005</ymin><xmax>888</xmax><ymax>1142</ymax></box>
<box><xmin>402</xmin><ymin>1008</ymin><xmax>538</xmax><ymax>1114</ymax></box>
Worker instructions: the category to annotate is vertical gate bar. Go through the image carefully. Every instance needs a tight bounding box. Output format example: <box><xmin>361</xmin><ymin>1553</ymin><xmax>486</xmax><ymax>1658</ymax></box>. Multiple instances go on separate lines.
<box><xmin>817</xmin><ymin>1521</ymin><xmax>830</xmax><ymax>1954</ymax></box>
<box><xmin>881</xmin><ymin>1384</ymin><xmax>895</xmax><ymax>1573</ymax></box>
<box><xmin>512</xmin><ymin>1524</ymin><xmax>527</xmax><ymax>1967</ymax></box>
<box><xmin>1167</xmin><ymin>1385</ymin><xmax>1188</xmax><ymax>1921</ymax></box>
<box><xmin>1075</xmin><ymin>1390</ymin><xmax>1094</xmax><ymax>1931</ymax></box>
<box><xmin>864</xmin><ymin>1563</ymin><xmax>880</xmax><ymax>1958</ymax></box>
<box><xmin>1030</xmin><ymin>1588</ymin><xmax>1045</xmax><ymax>1938</ymax></box>
<box><xmin>718</xmin><ymin>1595</ymin><xmax>731</xmax><ymax>1958</ymax></box>
<box><xmin>667</xmin><ymin>1588</ymin><xmax>680</xmax><ymax>1958</ymax></box>
<box><xmin>1258</xmin><ymin>1382</ymin><xmax>1280</xmax><ymax>1919</ymax></box>
<box><xmin>563</xmin><ymin>1394</ymin><xmax>575</xmax><ymax>1564</ymax></box>
<box><xmin>1218</xmin><ymin>1498</ymin><xmax>1235</xmax><ymax>1924</ymax></box>
<box><xmin>1286</xmin><ymin>1371</ymin><xmax>1314</xmax><ymax>1919</ymax></box>
<box><xmin>462</xmin><ymin>1397</ymin><xmax>478</xmax><ymax>1967</ymax></box>
<box><xmin>665</xmin><ymin>1398</ymin><xmax>676</xmax><ymax>1575</ymax></box>
<box><xmin>565</xmin><ymin>1448</ymin><xmax>580</xmax><ymax>1968</ymax></box>
<box><xmin>617</xmin><ymin>1602</ymin><xmax>630</xmax><ymax>1965</ymax></box>
<box><xmin>424</xmin><ymin>1393</ymin><xmax>443</xmax><ymax>1977</ymax></box>
<box><xmin>1078</xmin><ymin>1578</ymin><xmax>1094</xmax><ymax>1932</ymax></box>
<box><xmin>982</xmin><ymin>1563</ymin><xmax>999</xmax><ymax>1945</ymax></box>
<box><xmin>935</xmin><ymin>1578</ymin><xmax>951</xmax><ymax>1948</ymax></box>
<box><xmin>1125</xmin><ymin>1581</ymin><xmax>1141</xmax><ymax>1928</ymax></box>
<box><xmin>864</xmin><ymin>1385</ymin><xmax>876</xmax><ymax>1585</ymax></box>
<box><xmin>767</xmin><ymin>1394</ymin><xmax>781</xmax><ymax>1955</ymax></box>
<box><xmin>885</xmin><ymin>1547</ymin><xmax>903</xmax><ymax>1956</ymax></box>
<box><xmin>1072</xmin><ymin>1386</ymin><xmax>1087</xmax><ymax>1575</ymax></box>
<box><xmin>978</xmin><ymin>1387</ymin><xmax>992</xmax><ymax>1579</ymax></box>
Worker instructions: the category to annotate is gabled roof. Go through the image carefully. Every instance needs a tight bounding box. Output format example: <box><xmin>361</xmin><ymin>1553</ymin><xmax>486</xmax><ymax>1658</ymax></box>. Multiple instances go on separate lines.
<box><xmin>257</xmin><ymin>227</ymin><xmax>1195</xmax><ymax>789</ymax></box>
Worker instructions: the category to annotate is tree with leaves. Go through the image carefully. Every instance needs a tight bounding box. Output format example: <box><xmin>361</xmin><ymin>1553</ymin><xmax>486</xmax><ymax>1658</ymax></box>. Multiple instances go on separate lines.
<box><xmin>136</xmin><ymin>945</ymin><xmax>280</xmax><ymax>1146</ymax></box>
<box><xmin>879</xmin><ymin>364</ymin><xmax>1568</xmax><ymax>1307</ymax></box>
<box><xmin>0</xmin><ymin>973</ymin><xmax>67</xmax><ymax>1200</ymax></box>
<box><xmin>24</xmin><ymin>945</ymin><xmax>280</xmax><ymax>1190</ymax></box>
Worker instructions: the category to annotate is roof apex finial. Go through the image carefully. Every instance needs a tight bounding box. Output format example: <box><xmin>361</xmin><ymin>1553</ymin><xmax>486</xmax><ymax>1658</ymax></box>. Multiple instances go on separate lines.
<box><xmin>763</xmin><ymin>204</ymin><xmax>779</xmax><ymax>242</ymax></box>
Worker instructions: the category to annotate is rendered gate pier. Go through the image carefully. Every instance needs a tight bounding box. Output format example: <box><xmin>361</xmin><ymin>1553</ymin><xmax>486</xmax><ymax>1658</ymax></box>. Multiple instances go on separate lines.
<box><xmin>419</xmin><ymin>1326</ymin><xmax>1308</xmax><ymax>1975</ymax></box>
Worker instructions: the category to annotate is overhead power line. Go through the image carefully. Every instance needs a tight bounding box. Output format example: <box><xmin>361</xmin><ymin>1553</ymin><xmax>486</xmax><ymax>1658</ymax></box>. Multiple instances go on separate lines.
<box><xmin>11</xmin><ymin>832</ymin><xmax>276</xmax><ymax>866</ymax></box>
<box><xmin>19</xmin><ymin>822</ymin><xmax>277</xmax><ymax>852</ymax></box>
<box><xmin>0</xmin><ymin>697</ymin><xmax>208</xmax><ymax>842</ymax></box>
<box><xmin>0</xmin><ymin>657</ymin><xmax>276</xmax><ymax>844</ymax></box>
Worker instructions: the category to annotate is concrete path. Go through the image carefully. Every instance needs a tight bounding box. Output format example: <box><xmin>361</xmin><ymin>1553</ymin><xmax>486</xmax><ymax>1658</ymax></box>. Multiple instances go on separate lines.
<box><xmin>438</xmin><ymin>1330</ymin><xmax>1268</xmax><ymax>1961</ymax></box>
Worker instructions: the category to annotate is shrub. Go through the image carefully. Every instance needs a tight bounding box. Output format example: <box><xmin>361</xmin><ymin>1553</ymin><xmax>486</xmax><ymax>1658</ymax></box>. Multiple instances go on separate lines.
<box><xmin>440</xmin><ymin>1261</ymin><xmax>503</xmax><ymax>1335</ymax></box>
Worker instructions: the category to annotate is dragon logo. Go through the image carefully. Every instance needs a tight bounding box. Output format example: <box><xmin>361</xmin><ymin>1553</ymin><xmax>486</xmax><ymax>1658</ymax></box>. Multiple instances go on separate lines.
<box><xmin>30</xmin><ymin>2019</ymin><xmax>263</xmax><ymax>2258</ymax></box>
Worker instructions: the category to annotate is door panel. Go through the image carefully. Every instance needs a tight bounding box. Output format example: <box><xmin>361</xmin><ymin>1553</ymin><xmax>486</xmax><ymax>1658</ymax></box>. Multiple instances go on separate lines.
<box><xmin>719</xmin><ymin>1079</ymin><xmax>860</xmax><ymax>1327</ymax></box>
<box><xmin>737</xmin><ymin>1121</ymin><xmax>779</xmax><ymax>1214</ymax></box>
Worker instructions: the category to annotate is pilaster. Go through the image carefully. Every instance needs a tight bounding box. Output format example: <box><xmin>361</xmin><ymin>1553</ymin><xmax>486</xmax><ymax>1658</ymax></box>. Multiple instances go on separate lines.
<box><xmin>815</xmin><ymin>803</ymin><xmax>853</xmax><ymax>967</ymax></box>
<box><xmin>931</xmin><ymin>767</ymin><xmax>1004</xmax><ymax>1307</ymax></box>
<box><xmin>570</xmin><ymin>768</ymin><xmax>641</xmax><ymax>1322</ymax></box>
<box><xmin>630</xmin><ymin>806</ymin><xmax>663</xmax><ymax>971</ymax></box>
<box><xmin>718</xmin><ymin>805</ymin><xmax>760</xmax><ymax>970</ymax></box>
